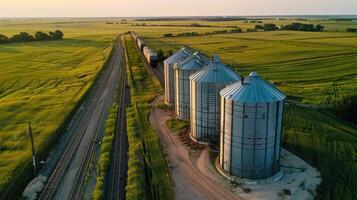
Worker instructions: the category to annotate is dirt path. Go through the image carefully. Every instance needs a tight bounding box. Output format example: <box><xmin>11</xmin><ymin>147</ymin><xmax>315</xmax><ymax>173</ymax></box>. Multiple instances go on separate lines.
<box><xmin>150</xmin><ymin>95</ymin><xmax>242</xmax><ymax>200</ymax></box>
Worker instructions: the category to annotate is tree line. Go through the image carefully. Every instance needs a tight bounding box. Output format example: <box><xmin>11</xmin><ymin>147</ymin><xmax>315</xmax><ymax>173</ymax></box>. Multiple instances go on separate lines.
<box><xmin>163</xmin><ymin>27</ymin><xmax>243</xmax><ymax>37</ymax></box>
<box><xmin>0</xmin><ymin>30</ymin><xmax>64</xmax><ymax>44</ymax></box>
<box><xmin>255</xmin><ymin>23</ymin><xmax>324</xmax><ymax>32</ymax></box>
<box><xmin>347</xmin><ymin>28</ymin><xmax>357</xmax><ymax>32</ymax></box>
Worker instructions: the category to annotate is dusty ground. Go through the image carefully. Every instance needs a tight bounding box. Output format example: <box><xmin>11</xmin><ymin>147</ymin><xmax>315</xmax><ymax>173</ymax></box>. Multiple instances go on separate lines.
<box><xmin>150</xmin><ymin>95</ymin><xmax>320</xmax><ymax>200</ymax></box>
<box><xmin>216</xmin><ymin>149</ymin><xmax>321</xmax><ymax>200</ymax></box>
<box><xmin>150</xmin><ymin>96</ymin><xmax>241</xmax><ymax>200</ymax></box>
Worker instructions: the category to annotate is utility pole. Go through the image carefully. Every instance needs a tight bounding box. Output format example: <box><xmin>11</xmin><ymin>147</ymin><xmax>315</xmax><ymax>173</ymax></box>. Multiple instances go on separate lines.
<box><xmin>28</xmin><ymin>123</ymin><xmax>37</xmax><ymax>177</ymax></box>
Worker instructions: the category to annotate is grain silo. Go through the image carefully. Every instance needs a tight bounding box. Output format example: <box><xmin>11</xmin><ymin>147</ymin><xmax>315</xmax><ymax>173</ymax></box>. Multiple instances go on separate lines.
<box><xmin>164</xmin><ymin>47</ymin><xmax>193</xmax><ymax>105</ymax></box>
<box><xmin>219</xmin><ymin>72</ymin><xmax>286</xmax><ymax>179</ymax></box>
<box><xmin>174</xmin><ymin>52</ymin><xmax>210</xmax><ymax>120</ymax></box>
<box><xmin>190</xmin><ymin>55</ymin><xmax>240</xmax><ymax>144</ymax></box>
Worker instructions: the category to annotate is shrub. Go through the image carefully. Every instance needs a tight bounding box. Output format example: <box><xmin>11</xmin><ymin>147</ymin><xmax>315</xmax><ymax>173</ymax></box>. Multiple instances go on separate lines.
<box><xmin>333</xmin><ymin>95</ymin><xmax>357</xmax><ymax>123</ymax></box>
<box><xmin>264</xmin><ymin>23</ymin><xmax>277</xmax><ymax>31</ymax></box>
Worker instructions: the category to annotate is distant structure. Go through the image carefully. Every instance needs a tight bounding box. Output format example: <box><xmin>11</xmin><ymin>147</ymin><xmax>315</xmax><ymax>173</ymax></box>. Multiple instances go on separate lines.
<box><xmin>137</xmin><ymin>37</ymin><xmax>146</xmax><ymax>51</ymax></box>
<box><xmin>164</xmin><ymin>47</ymin><xmax>193</xmax><ymax>105</ymax></box>
<box><xmin>219</xmin><ymin>72</ymin><xmax>286</xmax><ymax>179</ymax></box>
<box><xmin>190</xmin><ymin>55</ymin><xmax>240</xmax><ymax>144</ymax></box>
<box><xmin>143</xmin><ymin>46</ymin><xmax>158</xmax><ymax>67</ymax></box>
<box><xmin>174</xmin><ymin>52</ymin><xmax>210</xmax><ymax>120</ymax></box>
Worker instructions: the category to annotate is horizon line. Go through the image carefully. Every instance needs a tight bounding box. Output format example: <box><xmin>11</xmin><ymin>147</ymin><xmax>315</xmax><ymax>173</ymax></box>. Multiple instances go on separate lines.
<box><xmin>1</xmin><ymin>14</ymin><xmax>357</xmax><ymax>19</ymax></box>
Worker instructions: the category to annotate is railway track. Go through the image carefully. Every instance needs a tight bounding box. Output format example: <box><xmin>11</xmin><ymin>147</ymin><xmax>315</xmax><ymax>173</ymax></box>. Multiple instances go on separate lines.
<box><xmin>39</xmin><ymin>38</ymin><xmax>122</xmax><ymax>200</ymax></box>
<box><xmin>105</xmin><ymin>36</ymin><xmax>129</xmax><ymax>200</ymax></box>
<box><xmin>131</xmin><ymin>35</ymin><xmax>164</xmax><ymax>87</ymax></box>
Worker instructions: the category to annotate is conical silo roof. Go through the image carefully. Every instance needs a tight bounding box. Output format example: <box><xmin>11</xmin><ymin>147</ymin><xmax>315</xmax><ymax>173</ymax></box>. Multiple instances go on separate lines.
<box><xmin>164</xmin><ymin>47</ymin><xmax>193</xmax><ymax>65</ymax></box>
<box><xmin>175</xmin><ymin>52</ymin><xmax>210</xmax><ymax>70</ymax></box>
<box><xmin>190</xmin><ymin>55</ymin><xmax>240</xmax><ymax>83</ymax></box>
<box><xmin>220</xmin><ymin>72</ymin><xmax>286</xmax><ymax>103</ymax></box>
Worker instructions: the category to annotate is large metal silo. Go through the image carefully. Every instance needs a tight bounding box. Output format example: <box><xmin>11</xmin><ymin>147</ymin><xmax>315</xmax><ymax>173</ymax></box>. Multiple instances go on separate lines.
<box><xmin>219</xmin><ymin>72</ymin><xmax>286</xmax><ymax>179</ymax></box>
<box><xmin>190</xmin><ymin>55</ymin><xmax>241</xmax><ymax>144</ymax></box>
<box><xmin>164</xmin><ymin>47</ymin><xmax>193</xmax><ymax>105</ymax></box>
<box><xmin>174</xmin><ymin>52</ymin><xmax>210</xmax><ymax>120</ymax></box>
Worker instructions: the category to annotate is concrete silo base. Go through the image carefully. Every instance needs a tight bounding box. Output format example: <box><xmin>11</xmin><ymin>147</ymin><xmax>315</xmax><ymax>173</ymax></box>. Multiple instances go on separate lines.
<box><xmin>189</xmin><ymin>132</ymin><xmax>213</xmax><ymax>146</ymax></box>
<box><xmin>215</xmin><ymin>160</ymin><xmax>284</xmax><ymax>182</ymax></box>
<box><xmin>214</xmin><ymin>148</ymin><xmax>321</xmax><ymax>200</ymax></box>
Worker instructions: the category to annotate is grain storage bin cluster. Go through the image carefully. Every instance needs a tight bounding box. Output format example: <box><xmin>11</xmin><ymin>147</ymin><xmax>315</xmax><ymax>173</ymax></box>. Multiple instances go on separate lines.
<box><xmin>190</xmin><ymin>55</ymin><xmax>240</xmax><ymax>144</ymax></box>
<box><xmin>164</xmin><ymin>47</ymin><xmax>193</xmax><ymax>105</ymax></box>
<box><xmin>174</xmin><ymin>52</ymin><xmax>210</xmax><ymax>120</ymax></box>
<box><xmin>219</xmin><ymin>72</ymin><xmax>286</xmax><ymax>179</ymax></box>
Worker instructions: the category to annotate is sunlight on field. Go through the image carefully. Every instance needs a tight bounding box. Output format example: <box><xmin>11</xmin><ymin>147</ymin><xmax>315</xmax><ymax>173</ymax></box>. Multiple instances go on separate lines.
<box><xmin>0</xmin><ymin>29</ymin><xmax>114</xmax><ymax>192</ymax></box>
<box><xmin>0</xmin><ymin>17</ymin><xmax>356</xmax><ymax>198</ymax></box>
<box><xmin>145</xmin><ymin>31</ymin><xmax>357</xmax><ymax>104</ymax></box>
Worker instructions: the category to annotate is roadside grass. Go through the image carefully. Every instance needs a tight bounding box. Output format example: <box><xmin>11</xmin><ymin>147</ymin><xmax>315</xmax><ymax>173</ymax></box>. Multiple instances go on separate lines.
<box><xmin>91</xmin><ymin>104</ymin><xmax>118</xmax><ymax>200</ymax></box>
<box><xmin>283</xmin><ymin>105</ymin><xmax>357</xmax><ymax>200</ymax></box>
<box><xmin>0</xmin><ymin>35</ymin><xmax>115</xmax><ymax>198</ymax></box>
<box><xmin>156</xmin><ymin>101</ymin><xmax>174</xmax><ymax>111</ymax></box>
<box><xmin>165</xmin><ymin>118</ymin><xmax>190</xmax><ymax>133</ymax></box>
<box><xmin>123</xmin><ymin>35</ymin><xmax>172</xmax><ymax>200</ymax></box>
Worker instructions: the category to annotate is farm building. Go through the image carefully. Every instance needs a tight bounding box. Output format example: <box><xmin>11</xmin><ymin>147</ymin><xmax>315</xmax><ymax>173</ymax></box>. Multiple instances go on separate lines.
<box><xmin>164</xmin><ymin>47</ymin><xmax>193</xmax><ymax>105</ymax></box>
<box><xmin>190</xmin><ymin>55</ymin><xmax>240</xmax><ymax>144</ymax></box>
<box><xmin>219</xmin><ymin>72</ymin><xmax>286</xmax><ymax>179</ymax></box>
<box><xmin>174</xmin><ymin>52</ymin><xmax>210</xmax><ymax>120</ymax></box>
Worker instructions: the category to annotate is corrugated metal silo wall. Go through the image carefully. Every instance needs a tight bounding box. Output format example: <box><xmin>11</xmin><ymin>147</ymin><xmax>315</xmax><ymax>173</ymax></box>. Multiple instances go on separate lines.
<box><xmin>164</xmin><ymin>61</ymin><xmax>171</xmax><ymax>104</ymax></box>
<box><xmin>164</xmin><ymin>62</ymin><xmax>176</xmax><ymax>104</ymax></box>
<box><xmin>220</xmin><ymin>100</ymin><xmax>284</xmax><ymax>179</ymax></box>
<box><xmin>191</xmin><ymin>81</ymin><xmax>232</xmax><ymax>143</ymax></box>
<box><xmin>175</xmin><ymin>68</ymin><xmax>195</xmax><ymax>120</ymax></box>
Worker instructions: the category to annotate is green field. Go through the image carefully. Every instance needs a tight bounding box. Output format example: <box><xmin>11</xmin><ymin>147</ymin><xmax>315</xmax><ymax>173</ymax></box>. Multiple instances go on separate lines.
<box><xmin>144</xmin><ymin>31</ymin><xmax>357</xmax><ymax>104</ymax></box>
<box><xmin>283</xmin><ymin>106</ymin><xmax>357</xmax><ymax>200</ymax></box>
<box><xmin>0</xmin><ymin>23</ymin><xmax>116</xmax><ymax>196</ymax></box>
<box><xmin>0</xmin><ymin>18</ymin><xmax>356</xmax><ymax>199</ymax></box>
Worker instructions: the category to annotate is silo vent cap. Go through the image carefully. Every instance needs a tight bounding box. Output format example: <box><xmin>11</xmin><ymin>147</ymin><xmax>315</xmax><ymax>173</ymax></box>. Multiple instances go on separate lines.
<box><xmin>212</xmin><ymin>54</ymin><xmax>221</xmax><ymax>63</ymax></box>
<box><xmin>249</xmin><ymin>72</ymin><xmax>259</xmax><ymax>76</ymax></box>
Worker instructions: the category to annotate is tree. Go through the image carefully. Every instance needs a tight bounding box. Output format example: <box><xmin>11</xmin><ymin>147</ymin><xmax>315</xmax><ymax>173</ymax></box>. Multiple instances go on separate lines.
<box><xmin>53</xmin><ymin>30</ymin><xmax>64</xmax><ymax>40</ymax></box>
<box><xmin>167</xmin><ymin>49</ymin><xmax>174</xmax><ymax>57</ymax></box>
<box><xmin>229</xmin><ymin>28</ymin><xmax>242</xmax><ymax>33</ymax></box>
<box><xmin>10</xmin><ymin>32</ymin><xmax>35</xmax><ymax>42</ymax></box>
<box><xmin>35</xmin><ymin>31</ymin><xmax>50</xmax><ymax>41</ymax></box>
<box><xmin>264</xmin><ymin>23</ymin><xmax>277</xmax><ymax>31</ymax></box>
<box><xmin>157</xmin><ymin>49</ymin><xmax>165</xmax><ymax>62</ymax></box>
<box><xmin>315</xmin><ymin>24</ymin><xmax>324</xmax><ymax>32</ymax></box>
<box><xmin>333</xmin><ymin>95</ymin><xmax>357</xmax><ymax>123</ymax></box>
<box><xmin>347</xmin><ymin>28</ymin><xmax>357</xmax><ymax>32</ymax></box>
<box><xmin>0</xmin><ymin>34</ymin><xmax>9</xmax><ymax>43</ymax></box>
<box><xmin>255</xmin><ymin>24</ymin><xmax>264</xmax><ymax>29</ymax></box>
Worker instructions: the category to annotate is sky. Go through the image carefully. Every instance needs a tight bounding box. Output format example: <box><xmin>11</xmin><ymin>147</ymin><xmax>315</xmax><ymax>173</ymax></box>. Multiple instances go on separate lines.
<box><xmin>0</xmin><ymin>0</ymin><xmax>356</xmax><ymax>18</ymax></box>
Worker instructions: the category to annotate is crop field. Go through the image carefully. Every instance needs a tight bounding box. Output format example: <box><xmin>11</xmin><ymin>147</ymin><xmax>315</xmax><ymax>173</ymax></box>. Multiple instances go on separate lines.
<box><xmin>0</xmin><ymin>23</ymin><xmax>116</xmax><ymax>196</ymax></box>
<box><xmin>0</xmin><ymin>18</ymin><xmax>356</xmax><ymax>199</ymax></box>
<box><xmin>283</xmin><ymin>106</ymin><xmax>357</xmax><ymax>200</ymax></box>
<box><xmin>144</xmin><ymin>31</ymin><xmax>357</xmax><ymax>104</ymax></box>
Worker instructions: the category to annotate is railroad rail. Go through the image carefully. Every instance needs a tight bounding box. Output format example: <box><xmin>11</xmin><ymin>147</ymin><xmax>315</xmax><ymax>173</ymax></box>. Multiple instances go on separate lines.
<box><xmin>39</xmin><ymin>39</ymin><xmax>121</xmax><ymax>200</ymax></box>
<box><xmin>130</xmin><ymin>34</ymin><xmax>164</xmax><ymax>87</ymax></box>
<box><xmin>105</xmin><ymin>36</ymin><xmax>129</xmax><ymax>200</ymax></box>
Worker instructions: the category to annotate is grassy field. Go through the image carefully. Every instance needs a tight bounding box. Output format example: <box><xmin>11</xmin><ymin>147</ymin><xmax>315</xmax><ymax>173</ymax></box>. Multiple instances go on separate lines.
<box><xmin>0</xmin><ymin>25</ymin><xmax>116</xmax><ymax>196</ymax></box>
<box><xmin>283</xmin><ymin>106</ymin><xmax>357</xmax><ymax>200</ymax></box>
<box><xmin>123</xmin><ymin>35</ymin><xmax>173</xmax><ymax>200</ymax></box>
<box><xmin>144</xmin><ymin>31</ymin><xmax>357</xmax><ymax>104</ymax></box>
<box><xmin>1</xmin><ymin>18</ymin><xmax>356</xmax><ymax>199</ymax></box>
